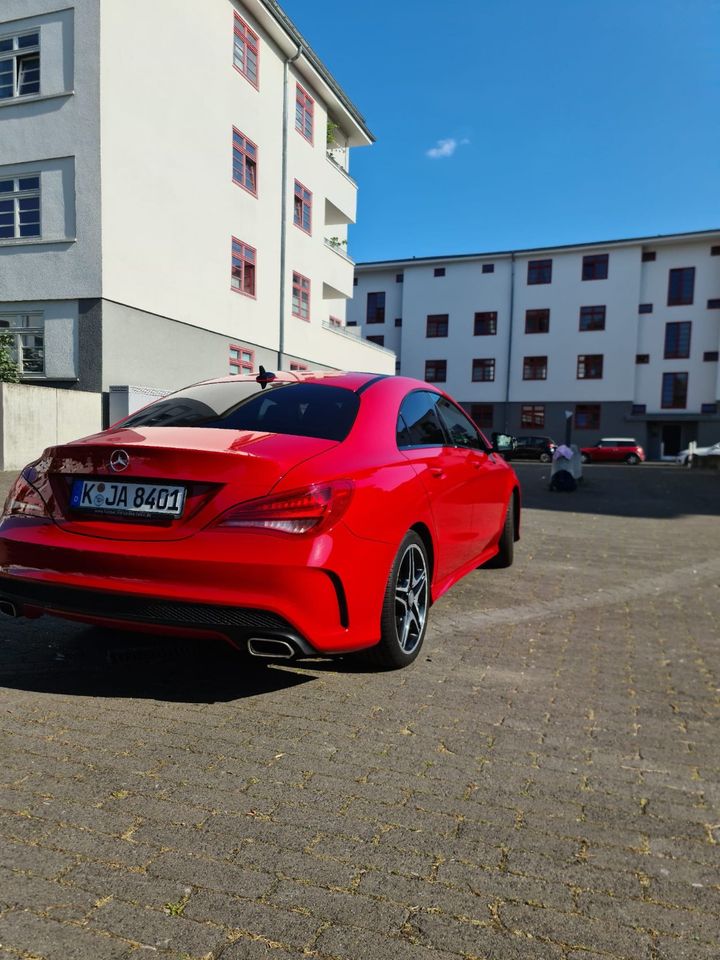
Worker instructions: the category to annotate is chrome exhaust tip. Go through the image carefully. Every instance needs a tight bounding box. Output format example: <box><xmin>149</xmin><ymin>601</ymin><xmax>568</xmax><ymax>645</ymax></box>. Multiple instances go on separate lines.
<box><xmin>0</xmin><ymin>600</ymin><xmax>18</xmax><ymax>618</ymax></box>
<box><xmin>247</xmin><ymin>637</ymin><xmax>296</xmax><ymax>659</ymax></box>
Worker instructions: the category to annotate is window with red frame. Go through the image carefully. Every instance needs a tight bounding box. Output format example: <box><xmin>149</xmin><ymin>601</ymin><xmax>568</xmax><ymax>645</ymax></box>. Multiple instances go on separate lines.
<box><xmin>662</xmin><ymin>372</ymin><xmax>688</xmax><ymax>409</ymax></box>
<box><xmin>295</xmin><ymin>84</ymin><xmax>314</xmax><ymax>142</ymax></box>
<box><xmin>233</xmin><ymin>14</ymin><xmax>259</xmax><ymax>87</ymax></box>
<box><xmin>521</xmin><ymin>404</ymin><xmax>545</xmax><ymax>428</ymax></box>
<box><xmin>292</xmin><ymin>272</ymin><xmax>310</xmax><ymax>320</ymax></box>
<box><xmin>290</xmin><ymin>361</ymin><xmax>308</xmax><ymax>371</ymax></box>
<box><xmin>329</xmin><ymin>316</ymin><xmax>342</xmax><ymax>327</ymax></box>
<box><xmin>293</xmin><ymin>180</ymin><xmax>312</xmax><ymax>233</ymax></box>
<box><xmin>229</xmin><ymin>344</ymin><xmax>254</xmax><ymax>375</ymax></box>
<box><xmin>664</xmin><ymin>321</ymin><xmax>691</xmax><ymax>359</ymax></box>
<box><xmin>582</xmin><ymin>253</ymin><xmax>609</xmax><ymax>280</ymax></box>
<box><xmin>579</xmin><ymin>305</ymin><xmax>606</xmax><ymax>331</ymax></box>
<box><xmin>425</xmin><ymin>359</ymin><xmax>446</xmax><ymax>383</ymax></box>
<box><xmin>527</xmin><ymin>259</ymin><xmax>552</xmax><ymax>284</ymax></box>
<box><xmin>523</xmin><ymin>355</ymin><xmax>547</xmax><ymax>380</ymax></box>
<box><xmin>469</xmin><ymin>403</ymin><xmax>493</xmax><ymax>428</ymax></box>
<box><xmin>232</xmin><ymin>128</ymin><xmax>257</xmax><ymax>195</ymax></box>
<box><xmin>472</xmin><ymin>358</ymin><xmax>495</xmax><ymax>381</ymax></box>
<box><xmin>667</xmin><ymin>267</ymin><xmax>695</xmax><ymax>306</ymax></box>
<box><xmin>525</xmin><ymin>309</ymin><xmax>550</xmax><ymax>334</ymax></box>
<box><xmin>575</xmin><ymin>404</ymin><xmax>600</xmax><ymax>430</ymax></box>
<box><xmin>426</xmin><ymin>314</ymin><xmax>448</xmax><ymax>337</ymax></box>
<box><xmin>474</xmin><ymin>311</ymin><xmax>497</xmax><ymax>336</ymax></box>
<box><xmin>577</xmin><ymin>354</ymin><xmax>604</xmax><ymax>379</ymax></box>
<box><xmin>231</xmin><ymin>238</ymin><xmax>256</xmax><ymax>296</ymax></box>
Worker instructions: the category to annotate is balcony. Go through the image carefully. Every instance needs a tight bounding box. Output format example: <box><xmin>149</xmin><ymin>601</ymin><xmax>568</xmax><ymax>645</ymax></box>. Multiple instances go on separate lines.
<box><xmin>322</xmin><ymin>238</ymin><xmax>354</xmax><ymax>300</ymax></box>
<box><xmin>324</xmin><ymin>153</ymin><xmax>357</xmax><ymax>226</ymax></box>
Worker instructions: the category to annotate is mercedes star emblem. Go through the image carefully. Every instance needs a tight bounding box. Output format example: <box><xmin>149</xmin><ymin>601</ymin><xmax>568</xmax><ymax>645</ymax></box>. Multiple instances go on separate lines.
<box><xmin>109</xmin><ymin>450</ymin><xmax>130</xmax><ymax>473</ymax></box>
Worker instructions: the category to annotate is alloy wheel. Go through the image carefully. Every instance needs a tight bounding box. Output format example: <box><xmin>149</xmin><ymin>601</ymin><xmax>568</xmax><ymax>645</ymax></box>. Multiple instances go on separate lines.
<box><xmin>394</xmin><ymin>543</ymin><xmax>428</xmax><ymax>654</ymax></box>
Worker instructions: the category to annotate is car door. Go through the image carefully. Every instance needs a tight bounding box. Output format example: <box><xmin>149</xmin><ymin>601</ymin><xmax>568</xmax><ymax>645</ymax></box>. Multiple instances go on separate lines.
<box><xmin>436</xmin><ymin>397</ymin><xmax>507</xmax><ymax>553</ymax></box>
<box><xmin>397</xmin><ymin>391</ymin><xmax>478</xmax><ymax>581</ymax></box>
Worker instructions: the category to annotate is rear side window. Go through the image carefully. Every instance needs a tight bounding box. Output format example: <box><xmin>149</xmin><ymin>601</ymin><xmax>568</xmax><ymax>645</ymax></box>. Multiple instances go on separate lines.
<box><xmin>122</xmin><ymin>381</ymin><xmax>359</xmax><ymax>441</ymax></box>
<box><xmin>397</xmin><ymin>391</ymin><xmax>446</xmax><ymax>448</ymax></box>
<box><xmin>436</xmin><ymin>397</ymin><xmax>484</xmax><ymax>449</ymax></box>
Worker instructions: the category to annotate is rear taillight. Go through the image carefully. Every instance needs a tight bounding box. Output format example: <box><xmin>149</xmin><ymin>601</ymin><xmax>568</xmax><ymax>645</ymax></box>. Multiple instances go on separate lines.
<box><xmin>214</xmin><ymin>480</ymin><xmax>354</xmax><ymax>534</ymax></box>
<box><xmin>2</xmin><ymin>463</ymin><xmax>49</xmax><ymax>519</ymax></box>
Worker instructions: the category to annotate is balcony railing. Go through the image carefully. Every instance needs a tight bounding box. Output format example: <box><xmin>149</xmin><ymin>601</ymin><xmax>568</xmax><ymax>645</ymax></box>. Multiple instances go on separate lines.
<box><xmin>324</xmin><ymin>237</ymin><xmax>354</xmax><ymax>264</ymax></box>
<box><xmin>321</xmin><ymin>321</ymin><xmax>395</xmax><ymax>354</ymax></box>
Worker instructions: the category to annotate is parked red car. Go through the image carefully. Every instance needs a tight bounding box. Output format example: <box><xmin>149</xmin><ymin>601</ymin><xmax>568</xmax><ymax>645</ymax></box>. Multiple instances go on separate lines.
<box><xmin>580</xmin><ymin>438</ymin><xmax>646</xmax><ymax>464</ymax></box>
<box><xmin>0</xmin><ymin>371</ymin><xmax>520</xmax><ymax>669</ymax></box>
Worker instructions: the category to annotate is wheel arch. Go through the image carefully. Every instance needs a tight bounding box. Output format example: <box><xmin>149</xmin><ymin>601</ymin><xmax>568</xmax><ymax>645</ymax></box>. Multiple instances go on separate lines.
<box><xmin>512</xmin><ymin>485</ymin><xmax>521</xmax><ymax>541</ymax></box>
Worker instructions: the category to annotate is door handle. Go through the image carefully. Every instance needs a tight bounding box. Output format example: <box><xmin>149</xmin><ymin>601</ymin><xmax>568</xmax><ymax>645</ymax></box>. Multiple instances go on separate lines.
<box><xmin>430</xmin><ymin>467</ymin><xmax>445</xmax><ymax>479</ymax></box>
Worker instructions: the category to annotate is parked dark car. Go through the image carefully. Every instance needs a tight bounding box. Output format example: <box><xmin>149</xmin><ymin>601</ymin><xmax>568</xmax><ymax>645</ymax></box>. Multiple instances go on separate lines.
<box><xmin>505</xmin><ymin>435</ymin><xmax>556</xmax><ymax>463</ymax></box>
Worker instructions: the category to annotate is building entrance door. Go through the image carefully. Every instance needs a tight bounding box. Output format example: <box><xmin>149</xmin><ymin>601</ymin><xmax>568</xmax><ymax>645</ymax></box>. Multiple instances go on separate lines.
<box><xmin>661</xmin><ymin>424</ymin><xmax>683</xmax><ymax>458</ymax></box>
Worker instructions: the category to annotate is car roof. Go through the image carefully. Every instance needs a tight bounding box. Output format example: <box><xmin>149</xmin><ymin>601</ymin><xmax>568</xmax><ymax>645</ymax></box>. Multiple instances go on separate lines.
<box><xmin>199</xmin><ymin>370</ymin><xmax>389</xmax><ymax>391</ymax></box>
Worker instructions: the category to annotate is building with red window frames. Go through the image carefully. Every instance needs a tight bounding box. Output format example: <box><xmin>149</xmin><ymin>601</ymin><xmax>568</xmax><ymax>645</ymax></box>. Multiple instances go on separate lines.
<box><xmin>349</xmin><ymin>230</ymin><xmax>720</xmax><ymax>459</ymax></box>
<box><xmin>0</xmin><ymin>0</ymin><xmax>393</xmax><ymax>423</ymax></box>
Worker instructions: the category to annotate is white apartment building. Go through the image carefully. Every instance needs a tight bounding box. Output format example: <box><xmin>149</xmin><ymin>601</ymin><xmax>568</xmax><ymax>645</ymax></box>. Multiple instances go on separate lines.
<box><xmin>349</xmin><ymin>231</ymin><xmax>720</xmax><ymax>459</ymax></box>
<box><xmin>0</xmin><ymin>0</ymin><xmax>394</xmax><ymax>415</ymax></box>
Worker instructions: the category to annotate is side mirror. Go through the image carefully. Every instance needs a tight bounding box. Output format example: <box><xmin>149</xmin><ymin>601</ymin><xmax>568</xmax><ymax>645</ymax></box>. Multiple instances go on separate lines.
<box><xmin>491</xmin><ymin>432</ymin><xmax>516</xmax><ymax>455</ymax></box>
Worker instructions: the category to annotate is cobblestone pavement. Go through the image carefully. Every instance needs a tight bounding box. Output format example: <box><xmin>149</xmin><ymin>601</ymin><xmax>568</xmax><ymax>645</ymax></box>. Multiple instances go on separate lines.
<box><xmin>0</xmin><ymin>464</ymin><xmax>718</xmax><ymax>960</ymax></box>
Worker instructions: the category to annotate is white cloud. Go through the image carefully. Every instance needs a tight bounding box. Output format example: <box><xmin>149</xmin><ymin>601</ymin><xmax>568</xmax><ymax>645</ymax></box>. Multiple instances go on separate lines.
<box><xmin>425</xmin><ymin>137</ymin><xmax>469</xmax><ymax>159</ymax></box>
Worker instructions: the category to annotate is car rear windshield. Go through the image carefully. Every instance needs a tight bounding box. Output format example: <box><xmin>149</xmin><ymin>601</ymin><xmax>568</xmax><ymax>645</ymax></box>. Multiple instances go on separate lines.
<box><xmin>121</xmin><ymin>381</ymin><xmax>359</xmax><ymax>441</ymax></box>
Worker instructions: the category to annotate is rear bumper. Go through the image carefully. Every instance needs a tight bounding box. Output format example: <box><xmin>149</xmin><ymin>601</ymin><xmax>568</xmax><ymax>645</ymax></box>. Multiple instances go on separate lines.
<box><xmin>0</xmin><ymin>517</ymin><xmax>397</xmax><ymax>654</ymax></box>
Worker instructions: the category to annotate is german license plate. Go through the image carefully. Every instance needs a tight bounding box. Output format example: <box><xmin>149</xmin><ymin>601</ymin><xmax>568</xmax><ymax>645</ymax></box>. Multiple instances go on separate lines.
<box><xmin>70</xmin><ymin>479</ymin><xmax>186</xmax><ymax>518</ymax></box>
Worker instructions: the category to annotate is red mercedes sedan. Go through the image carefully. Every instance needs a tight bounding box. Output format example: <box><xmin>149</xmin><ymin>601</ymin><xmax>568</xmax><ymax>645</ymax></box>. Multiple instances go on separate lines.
<box><xmin>0</xmin><ymin>371</ymin><xmax>519</xmax><ymax>669</ymax></box>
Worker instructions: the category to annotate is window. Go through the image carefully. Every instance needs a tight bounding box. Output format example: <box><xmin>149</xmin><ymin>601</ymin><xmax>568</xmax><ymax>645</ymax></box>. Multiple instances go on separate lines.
<box><xmin>662</xmin><ymin>372</ymin><xmax>688</xmax><ymax>409</ymax></box>
<box><xmin>231</xmin><ymin>238</ymin><xmax>256</xmax><ymax>297</ymax></box>
<box><xmin>639</xmin><ymin>303</ymin><xmax>653</xmax><ymax>314</ymax></box>
<box><xmin>295</xmin><ymin>84</ymin><xmax>314</xmax><ymax>142</ymax></box>
<box><xmin>397</xmin><ymin>391</ymin><xmax>445</xmax><ymax>448</ymax></box>
<box><xmin>0</xmin><ymin>175</ymin><xmax>40</xmax><ymax>239</ymax></box>
<box><xmin>482</xmin><ymin>263</ymin><xmax>494</xmax><ymax>274</ymax></box>
<box><xmin>642</xmin><ymin>250</ymin><xmax>656</xmax><ymax>262</ymax></box>
<box><xmin>292</xmin><ymin>272</ymin><xmax>310</xmax><ymax>320</ymax></box>
<box><xmin>395</xmin><ymin>273</ymin><xmax>404</xmax><ymax>283</ymax></box>
<box><xmin>424</xmin><ymin>359</ymin><xmax>446</xmax><ymax>383</ymax></box>
<box><xmin>631</xmin><ymin>404</ymin><xmax>646</xmax><ymax>415</ymax></box>
<box><xmin>433</xmin><ymin>267</ymin><xmax>445</xmax><ymax>277</ymax></box>
<box><xmin>469</xmin><ymin>403</ymin><xmax>493</xmax><ymax>428</ymax></box>
<box><xmin>366</xmin><ymin>334</ymin><xmax>384</xmax><ymax>346</ymax></box>
<box><xmin>701</xmin><ymin>403</ymin><xmax>718</xmax><ymax>414</ymax></box>
<box><xmin>293</xmin><ymin>180</ymin><xmax>312</xmax><ymax>233</ymax></box>
<box><xmin>426</xmin><ymin>314</ymin><xmax>448</xmax><ymax>337</ymax></box>
<box><xmin>527</xmin><ymin>259</ymin><xmax>552</xmax><ymax>284</ymax></box>
<box><xmin>703</xmin><ymin>351</ymin><xmax>719</xmax><ymax>362</ymax></box>
<box><xmin>353</xmin><ymin>277</ymin><xmax>358</xmax><ymax>286</ymax></box>
<box><xmin>290</xmin><ymin>361</ymin><xmax>308</xmax><ymax>371</ymax></box>
<box><xmin>635</xmin><ymin>354</ymin><xmax>649</xmax><ymax>364</ymax></box>
<box><xmin>708</xmin><ymin>299</ymin><xmax>720</xmax><ymax>309</ymax></box>
<box><xmin>233</xmin><ymin>14</ymin><xmax>259</xmax><ymax>87</ymax></box>
<box><xmin>581</xmin><ymin>253</ymin><xmax>608</xmax><ymax>280</ymax></box>
<box><xmin>523</xmin><ymin>356</ymin><xmax>547</xmax><ymax>380</ymax></box>
<box><xmin>436</xmin><ymin>397</ymin><xmax>483</xmax><ymax>449</ymax></box>
<box><xmin>525</xmin><ymin>309</ymin><xmax>550</xmax><ymax>334</ymax></box>
<box><xmin>711</xmin><ymin>246</ymin><xmax>720</xmax><ymax>256</ymax></box>
<box><xmin>577</xmin><ymin>354</ymin><xmax>604</xmax><ymax>379</ymax></box>
<box><xmin>575</xmin><ymin>404</ymin><xmax>600</xmax><ymax>430</ymax></box>
<box><xmin>521</xmin><ymin>405</ymin><xmax>545</xmax><ymax>428</ymax></box>
<box><xmin>668</xmin><ymin>267</ymin><xmax>695</xmax><ymax>306</ymax></box>
<box><xmin>472</xmin><ymin>358</ymin><xmax>495</xmax><ymax>381</ymax></box>
<box><xmin>229</xmin><ymin>344</ymin><xmax>254</xmax><ymax>375</ymax></box>
<box><xmin>579</xmin><ymin>305</ymin><xmax>606</xmax><ymax>331</ymax></box>
<box><xmin>664</xmin><ymin>321</ymin><xmax>691</xmax><ymax>359</ymax></box>
<box><xmin>232</xmin><ymin>129</ymin><xmax>257</xmax><ymax>195</ymax></box>
<box><xmin>366</xmin><ymin>292</ymin><xmax>385</xmax><ymax>324</ymax></box>
<box><xmin>0</xmin><ymin>312</ymin><xmax>44</xmax><ymax>375</ymax></box>
<box><xmin>394</xmin><ymin>317</ymin><xmax>402</xmax><ymax>327</ymax></box>
<box><xmin>474</xmin><ymin>312</ymin><xmax>497</xmax><ymax>336</ymax></box>
<box><xmin>0</xmin><ymin>31</ymin><xmax>40</xmax><ymax>100</ymax></box>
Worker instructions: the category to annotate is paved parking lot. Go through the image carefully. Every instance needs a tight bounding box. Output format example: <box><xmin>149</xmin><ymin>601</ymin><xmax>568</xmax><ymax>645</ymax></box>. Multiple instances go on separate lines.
<box><xmin>0</xmin><ymin>463</ymin><xmax>718</xmax><ymax>960</ymax></box>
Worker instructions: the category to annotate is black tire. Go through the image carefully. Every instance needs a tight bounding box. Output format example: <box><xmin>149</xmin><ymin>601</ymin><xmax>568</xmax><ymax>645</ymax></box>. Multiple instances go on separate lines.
<box><xmin>539</xmin><ymin>452</ymin><xmax>551</xmax><ymax>463</ymax></box>
<box><xmin>365</xmin><ymin>531</ymin><xmax>429</xmax><ymax>670</ymax></box>
<box><xmin>626</xmin><ymin>453</ymin><xmax>640</xmax><ymax>465</ymax></box>
<box><xmin>580</xmin><ymin>453</ymin><xmax>590</xmax><ymax>464</ymax></box>
<box><xmin>484</xmin><ymin>496</ymin><xmax>514</xmax><ymax>569</ymax></box>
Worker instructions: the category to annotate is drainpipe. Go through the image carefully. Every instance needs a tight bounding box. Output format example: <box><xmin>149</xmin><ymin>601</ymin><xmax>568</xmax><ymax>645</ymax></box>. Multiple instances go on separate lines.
<box><xmin>278</xmin><ymin>43</ymin><xmax>303</xmax><ymax>370</ymax></box>
<box><xmin>503</xmin><ymin>252</ymin><xmax>516</xmax><ymax>432</ymax></box>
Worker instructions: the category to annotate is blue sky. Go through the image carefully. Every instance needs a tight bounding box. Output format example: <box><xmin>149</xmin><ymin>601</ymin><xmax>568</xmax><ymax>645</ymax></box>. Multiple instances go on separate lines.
<box><xmin>281</xmin><ymin>0</ymin><xmax>720</xmax><ymax>263</ymax></box>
